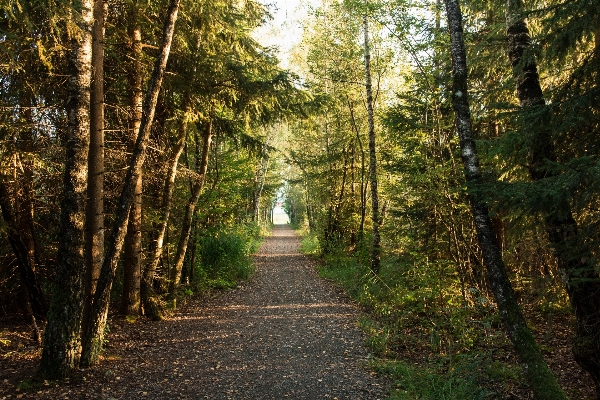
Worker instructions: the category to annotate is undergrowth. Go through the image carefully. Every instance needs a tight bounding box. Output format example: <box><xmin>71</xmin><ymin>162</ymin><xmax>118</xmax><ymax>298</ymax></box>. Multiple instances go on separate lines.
<box><xmin>298</xmin><ymin>230</ymin><xmax>532</xmax><ymax>399</ymax></box>
<box><xmin>189</xmin><ymin>223</ymin><xmax>265</xmax><ymax>294</ymax></box>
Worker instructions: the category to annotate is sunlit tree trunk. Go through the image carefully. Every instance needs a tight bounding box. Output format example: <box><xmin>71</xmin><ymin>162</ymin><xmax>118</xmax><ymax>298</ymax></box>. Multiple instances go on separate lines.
<box><xmin>444</xmin><ymin>0</ymin><xmax>567</xmax><ymax>398</ymax></box>
<box><xmin>505</xmin><ymin>0</ymin><xmax>600</xmax><ymax>393</ymax></box>
<box><xmin>170</xmin><ymin>120</ymin><xmax>212</xmax><ymax>294</ymax></box>
<box><xmin>80</xmin><ymin>0</ymin><xmax>180</xmax><ymax>366</ymax></box>
<box><xmin>39</xmin><ymin>0</ymin><xmax>93</xmax><ymax>379</ymax></box>
<box><xmin>363</xmin><ymin>15</ymin><xmax>381</xmax><ymax>274</ymax></box>
<box><xmin>121</xmin><ymin>5</ymin><xmax>144</xmax><ymax>316</ymax></box>
<box><xmin>141</xmin><ymin>106</ymin><xmax>188</xmax><ymax>319</ymax></box>
<box><xmin>82</xmin><ymin>0</ymin><xmax>106</xmax><ymax>339</ymax></box>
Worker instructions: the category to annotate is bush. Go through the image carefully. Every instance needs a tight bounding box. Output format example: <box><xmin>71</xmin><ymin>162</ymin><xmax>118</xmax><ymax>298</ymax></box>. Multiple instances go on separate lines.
<box><xmin>195</xmin><ymin>223</ymin><xmax>261</xmax><ymax>289</ymax></box>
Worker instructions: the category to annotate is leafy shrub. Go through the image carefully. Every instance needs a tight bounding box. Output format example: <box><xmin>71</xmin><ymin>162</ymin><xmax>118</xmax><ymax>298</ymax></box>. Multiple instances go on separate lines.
<box><xmin>195</xmin><ymin>223</ymin><xmax>260</xmax><ymax>289</ymax></box>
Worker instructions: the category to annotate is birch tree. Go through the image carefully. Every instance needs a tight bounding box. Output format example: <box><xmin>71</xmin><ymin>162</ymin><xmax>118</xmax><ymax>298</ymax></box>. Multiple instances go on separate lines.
<box><xmin>444</xmin><ymin>0</ymin><xmax>566</xmax><ymax>397</ymax></box>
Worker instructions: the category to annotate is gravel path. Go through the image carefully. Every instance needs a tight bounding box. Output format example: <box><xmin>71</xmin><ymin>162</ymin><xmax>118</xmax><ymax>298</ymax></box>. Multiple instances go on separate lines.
<box><xmin>6</xmin><ymin>225</ymin><xmax>388</xmax><ymax>399</ymax></box>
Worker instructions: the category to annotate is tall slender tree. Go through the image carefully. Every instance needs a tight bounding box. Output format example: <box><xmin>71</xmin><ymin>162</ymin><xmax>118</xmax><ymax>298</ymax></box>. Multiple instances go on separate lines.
<box><xmin>80</xmin><ymin>0</ymin><xmax>181</xmax><ymax>366</ymax></box>
<box><xmin>363</xmin><ymin>14</ymin><xmax>381</xmax><ymax>274</ymax></box>
<box><xmin>82</xmin><ymin>0</ymin><xmax>106</xmax><ymax>340</ymax></box>
<box><xmin>444</xmin><ymin>0</ymin><xmax>566</xmax><ymax>397</ymax></box>
<box><xmin>170</xmin><ymin>119</ymin><xmax>212</xmax><ymax>293</ymax></box>
<box><xmin>121</xmin><ymin>1</ymin><xmax>144</xmax><ymax>316</ymax></box>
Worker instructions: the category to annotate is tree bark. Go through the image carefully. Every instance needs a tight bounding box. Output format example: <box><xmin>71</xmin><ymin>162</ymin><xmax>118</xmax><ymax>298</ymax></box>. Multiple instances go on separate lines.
<box><xmin>505</xmin><ymin>0</ymin><xmax>600</xmax><ymax>393</ymax></box>
<box><xmin>169</xmin><ymin>120</ymin><xmax>212</xmax><ymax>294</ymax></box>
<box><xmin>141</xmin><ymin>108</ymin><xmax>188</xmax><ymax>319</ymax></box>
<box><xmin>444</xmin><ymin>0</ymin><xmax>567</xmax><ymax>398</ymax></box>
<box><xmin>363</xmin><ymin>15</ymin><xmax>381</xmax><ymax>274</ymax></box>
<box><xmin>253</xmin><ymin>143</ymin><xmax>270</xmax><ymax>223</ymax></box>
<box><xmin>80</xmin><ymin>0</ymin><xmax>180</xmax><ymax>367</ymax></box>
<box><xmin>39</xmin><ymin>0</ymin><xmax>93</xmax><ymax>379</ymax></box>
<box><xmin>0</xmin><ymin>180</ymin><xmax>47</xmax><ymax>320</ymax></box>
<box><xmin>347</xmin><ymin>98</ymin><xmax>367</xmax><ymax>244</ymax></box>
<box><xmin>121</xmin><ymin>7</ymin><xmax>144</xmax><ymax>316</ymax></box>
<box><xmin>82</xmin><ymin>0</ymin><xmax>106</xmax><ymax>340</ymax></box>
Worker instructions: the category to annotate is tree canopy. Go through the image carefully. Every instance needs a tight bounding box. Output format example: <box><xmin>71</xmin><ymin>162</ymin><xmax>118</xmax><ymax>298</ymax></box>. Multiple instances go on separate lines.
<box><xmin>0</xmin><ymin>0</ymin><xmax>599</xmax><ymax>396</ymax></box>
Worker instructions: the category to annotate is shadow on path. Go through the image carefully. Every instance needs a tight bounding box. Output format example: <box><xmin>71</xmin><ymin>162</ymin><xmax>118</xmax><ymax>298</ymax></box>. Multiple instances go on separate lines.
<box><xmin>15</xmin><ymin>225</ymin><xmax>388</xmax><ymax>399</ymax></box>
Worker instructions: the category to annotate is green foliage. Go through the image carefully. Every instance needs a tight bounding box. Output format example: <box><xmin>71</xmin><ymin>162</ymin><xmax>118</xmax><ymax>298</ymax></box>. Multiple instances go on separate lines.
<box><xmin>308</xmin><ymin>229</ymin><xmax>533</xmax><ymax>397</ymax></box>
<box><xmin>299</xmin><ymin>230</ymin><xmax>321</xmax><ymax>255</ymax></box>
<box><xmin>374</xmin><ymin>360</ymin><xmax>493</xmax><ymax>400</ymax></box>
<box><xmin>193</xmin><ymin>223</ymin><xmax>261</xmax><ymax>291</ymax></box>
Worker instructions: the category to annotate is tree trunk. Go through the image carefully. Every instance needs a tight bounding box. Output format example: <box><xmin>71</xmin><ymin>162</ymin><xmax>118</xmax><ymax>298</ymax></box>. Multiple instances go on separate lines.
<box><xmin>80</xmin><ymin>0</ymin><xmax>180</xmax><ymax>367</ymax></box>
<box><xmin>121</xmin><ymin>8</ymin><xmax>144</xmax><ymax>316</ymax></box>
<box><xmin>0</xmin><ymin>180</ymin><xmax>47</xmax><ymax>320</ymax></box>
<box><xmin>444</xmin><ymin>0</ymin><xmax>567</xmax><ymax>398</ymax></box>
<box><xmin>82</xmin><ymin>0</ymin><xmax>106</xmax><ymax>340</ymax></box>
<box><xmin>141</xmin><ymin>108</ymin><xmax>188</xmax><ymax>319</ymax></box>
<box><xmin>305</xmin><ymin>181</ymin><xmax>315</xmax><ymax>232</ymax></box>
<box><xmin>505</xmin><ymin>0</ymin><xmax>600</xmax><ymax>393</ymax></box>
<box><xmin>363</xmin><ymin>16</ymin><xmax>381</xmax><ymax>274</ymax></box>
<box><xmin>347</xmin><ymin>98</ymin><xmax>367</xmax><ymax>245</ymax></box>
<box><xmin>39</xmin><ymin>0</ymin><xmax>93</xmax><ymax>379</ymax></box>
<box><xmin>169</xmin><ymin>120</ymin><xmax>212</xmax><ymax>294</ymax></box>
<box><xmin>253</xmin><ymin>144</ymin><xmax>270</xmax><ymax>223</ymax></box>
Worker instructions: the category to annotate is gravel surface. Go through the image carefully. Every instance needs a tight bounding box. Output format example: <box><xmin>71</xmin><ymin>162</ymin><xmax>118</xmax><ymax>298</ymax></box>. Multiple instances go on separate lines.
<box><xmin>3</xmin><ymin>225</ymin><xmax>389</xmax><ymax>399</ymax></box>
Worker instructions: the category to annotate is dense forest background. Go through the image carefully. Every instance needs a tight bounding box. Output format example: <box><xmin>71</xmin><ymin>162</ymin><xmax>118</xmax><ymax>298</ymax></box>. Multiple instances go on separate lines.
<box><xmin>1</xmin><ymin>0</ymin><xmax>599</xmax><ymax>398</ymax></box>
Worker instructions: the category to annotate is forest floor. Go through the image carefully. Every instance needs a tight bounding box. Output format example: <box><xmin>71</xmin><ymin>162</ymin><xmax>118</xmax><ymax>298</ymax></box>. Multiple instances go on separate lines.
<box><xmin>0</xmin><ymin>225</ymin><xmax>389</xmax><ymax>399</ymax></box>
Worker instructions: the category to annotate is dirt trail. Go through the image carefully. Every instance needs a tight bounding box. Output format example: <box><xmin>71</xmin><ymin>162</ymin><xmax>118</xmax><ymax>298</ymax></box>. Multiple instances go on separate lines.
<box><xmin>3</xmin><ymin>225</ymin><xmax>388</xmax><ymax>399</ymax></box>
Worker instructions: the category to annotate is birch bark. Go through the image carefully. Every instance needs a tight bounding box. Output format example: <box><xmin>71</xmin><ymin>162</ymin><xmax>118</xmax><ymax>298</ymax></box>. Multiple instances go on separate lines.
<box><xmin>363</xmin><ymin>15</ymin><xmax>381</xmax><ymax>274</ymax></box>
<box><xmin>445</xmin><ymin>0</ymin><xmax>566</xmax><ymax>397</ymax></box>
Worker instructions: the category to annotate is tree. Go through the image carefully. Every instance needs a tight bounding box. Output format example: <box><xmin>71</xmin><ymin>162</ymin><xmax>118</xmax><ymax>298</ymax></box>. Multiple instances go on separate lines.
<box><xmin>444</xmin><ymin>0</ymin><xmax>566</xmax><ymax>397</ymax></box>
<box><xmin>505</xmin><ymin>0</ymin><xmax>600</xmax><ymax>392</ymax></box>
<box><xmin>80</xmin><ymin>0</ymin><xmax>181</xmax><ymax>366</ymax></box>
<box><xmin>121</xmin><ymin>0</ymin><xmax>144</xmax><ymax>316</ymax></box>
<box><xmin>363</xmin><ymin>15</ymin><xmax>381</xmax><ymax>274</ymax></box>
<box><xmin>39</xmin><ymin>0</ymin><xmax>93</xmax><ymax>379</ymax></box>
<box><xmin>83</xmin><ymin>0</ymin><xmax>106</xmax><ymax>340</ymax></box>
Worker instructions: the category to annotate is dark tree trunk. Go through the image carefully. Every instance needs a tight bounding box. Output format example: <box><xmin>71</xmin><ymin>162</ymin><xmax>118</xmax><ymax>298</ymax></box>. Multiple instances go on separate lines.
<box><xmin>347</xmin><ymin>98</ymin><xmax>366</xmax><ymax>244</ymax></box>
<box><xmin>39</xmin><ymin>0</ymin><xmax>93</xmax><ymax>379</ymax></box>
<box><xmin>80</xmin><ymin>0</ymin><xmax>180</xmax><ymax>366</ymax></box>
<box><xmin>363</xmin><ymin>16</ymin><xmax>381</xmax><ymax>274</ymax></box>
<box><xmin>170</xmin><ymin>120</ymin><xmax>212</xmax><ymax>294</ymax></box>
<box><xmin>82</xmin><ymin>0</ymin><xmax>106</xmax><ymax>340</ymax></box>
<box><xmin>444</xmin><ymin>0</ymin><xmax>567</xmax><ymax>398</ymax></box>
<box><xmin>0</xmin><ymin>180</ymin><xmax>47</xmax><ymax>320</ymax></box>
<box><xmin>506</xmin><ymin>0</ymin><xmax>600</xmax><ymax>393</ymax></box>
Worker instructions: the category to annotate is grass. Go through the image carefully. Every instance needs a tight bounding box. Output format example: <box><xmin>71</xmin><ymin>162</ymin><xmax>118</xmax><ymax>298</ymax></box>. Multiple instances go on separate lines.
<box><xmin>374</xmin><ymin>359</ymin><xmax>494</xmax><ymax>400</ymax></box>
<box><xmin>295</xmin><ymin>230</ymin><xmax>529</xmax><ymax>399</ymax></box>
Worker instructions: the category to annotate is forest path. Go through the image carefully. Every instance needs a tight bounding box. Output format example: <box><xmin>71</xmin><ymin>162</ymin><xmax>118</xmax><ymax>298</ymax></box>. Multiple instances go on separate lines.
<box><xmin>18</xmin><ymin>225</ymin><xmax>388</xmax><ymax>399</ymax></box>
